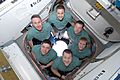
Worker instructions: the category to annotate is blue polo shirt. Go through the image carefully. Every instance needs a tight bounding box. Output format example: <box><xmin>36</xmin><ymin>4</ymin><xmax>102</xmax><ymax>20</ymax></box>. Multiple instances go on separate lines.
<box><xmin>115</xmin><ymin>0</ymin><xmax>120</xmax><ymax>7</ymax></box>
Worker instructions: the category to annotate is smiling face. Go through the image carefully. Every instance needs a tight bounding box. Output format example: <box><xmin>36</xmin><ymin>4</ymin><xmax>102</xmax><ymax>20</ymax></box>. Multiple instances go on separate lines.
<box><xmin>74</xmin><ymin>23</ymin><xmax>84</xmax><ymax>34</ymax></box>
<box><xmin>31</xmin><ymin>17</ymin><xmax>42</xmax><ymax>31</ymax></box>
<box><xmin>62</xmin><ymin>51</ymin><xmax>72</xmax><ymax>66</ymax></box>
<box><xmin>78</xmin><ymin>39</ymin><xmax>87</xmax><ymax>51</ymax></box>
<box><xmin>40</xmin><ymin>43</ymin><xmax>51</xmax><ymax>55</ymax></box>
<box><xmin>56</xmin><ymin>8</ymin><xmax>65</xmax><ymax>21</ymax></box>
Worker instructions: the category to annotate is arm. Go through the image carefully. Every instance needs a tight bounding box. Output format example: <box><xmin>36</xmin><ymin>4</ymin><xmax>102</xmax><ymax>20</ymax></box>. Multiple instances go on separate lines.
<box><xmin>68</xmin><ymin>12</ymin><xmax>77</xmax><ymax>27</ymax></box>
<box><xmin>31</xmin><ymin>52</ymin><xmax>43</xmax><ymax>68</ymax></box>
<box><xmin>28</xmin><ymin>40</ymin><xmax>33</xmax><ymax>48</ymax></box>
<box><xmin>71</xmin><ymin>22</ymin><xmax>75</xmax><ymax>27</ymax></box>
<box><xmin>66</xmin><ymin>67</ymin><xmax>79</xmax><ymax>79</ymax></box>
<box><xmin>31</xmin><ymin>52</ymin><xmax>36</xmax><ymax>60</ymax></box>
<box><xmin>51</xmin><ymin>67</ymin><xmax>66</xmax><ymax>79</ymax></box>
<box><xmin>51</xmin><ymin>28</ymin><xmax>57</xmax><ymax>36</ymax></box>
<box><xmin>41</xmin><ymin>61</ymin><xmax>53</xmax><ymax>69</ymax></box>
<box><xmin>46</xmin><ymin>61</ymin><xmax>53</xmax><ymax>68</ymax></box>
<box><xmin>51</xmin><ymin>67</ymin><xmax>61</xmax><ymax>78</ymax></box>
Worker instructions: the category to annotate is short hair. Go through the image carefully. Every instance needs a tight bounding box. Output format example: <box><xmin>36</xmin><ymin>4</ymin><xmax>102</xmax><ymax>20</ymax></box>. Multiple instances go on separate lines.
<box><xmin>31</xmin><ymin>14</ymin><xmax>41</xmax><ymax>20</ymax></box>
<box><xmin>41</xmin><ymin>39</ymin><xmax>52</xmax><ymax>47</ymax></box>
<box><xmin>62</xmin><ymin>49</ymin><xmax>73</xmax><ymax>57</ymax></box>
<box><xmin>76</xmin><ymin>20</ymin><xmax>85</xmax><ymax>27</ymax></box>
<box><xmin>79</xmin><ymin>37</ymin><xmax>88</xmax><ymax>42</ymax></box>
<box><xmin>56</xmin><ymin>4</ymin><xmax>65</xmax><ymax>11</ymax></box>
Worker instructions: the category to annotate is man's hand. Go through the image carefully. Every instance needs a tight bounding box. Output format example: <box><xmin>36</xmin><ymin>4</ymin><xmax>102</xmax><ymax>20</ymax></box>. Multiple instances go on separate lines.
<box><xmin>61</xmin><ymin>75</ymin><xmax>66</xmax><ymax>80</ymax></box>
<box><xmin>40</xmin><ymin>65</ymin><xmax>47</xmax><ymax>69</ymax></box>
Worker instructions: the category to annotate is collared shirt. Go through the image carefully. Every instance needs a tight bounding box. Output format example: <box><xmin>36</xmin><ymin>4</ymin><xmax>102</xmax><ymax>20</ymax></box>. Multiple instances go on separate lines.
<box><xmin>48</xmin><ymin>11</ymin><xmax>74</xmax><ymax>30</ymax></box>
<box><xmin>32</xmin><ymin>45</ymin><xmax>57</xmax><ymax>64</ymax></box>
<box><xmin>67</xmin><ymin>26</ymin><xmax>91</xmax><ymax>44</ymax></box>
<box><xmin>27</xmin><ymin>22</ymin><xmax>52</xmax><ymax>41</ymax></box>
<box><xmin>52</xmin><ymin>56</ymin><xmax>81</xmax><ymax>72</ymax></box>
<box><xmin>69</xmin><ymin>43</ymin><xmax>91</xmax><ymax>59</ymax></box>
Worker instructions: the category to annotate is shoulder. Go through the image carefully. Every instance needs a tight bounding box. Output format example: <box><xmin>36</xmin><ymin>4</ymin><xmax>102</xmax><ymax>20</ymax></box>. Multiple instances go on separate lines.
<box><xmin>73</xmin><ymin>56</ymin><xmax>79</xmax><ymax>61</ymax></box>
<box><xmin>85</xmin><ymin>47</ymin><xmax>91</xmax><ymax>52</ymax></box>
<box><xmin>73</xmin><ymin>56</ymin><xmax>82</xmax><ymax>65</ymax></box>
<box><xmin>64</xmin><ymin>12</ymin><xmax>73</xmax><ymax>19</ymax></box>
<box><xmin>42</xmin><ymin>22</ymin><xmax>52</xmax><ymax>29</ymax></box>
<box><xmin>43</xmin><ymin>22</ymin><xmax>51</xmax><ymax>27</ymax></box>
<box><xmin>65</xmin><ymin>12</ymin><xmax>72</xmax><ymax>17</ymax></box>
<box><xmin>52</xmin><ymin>57</ymin><xmax>61</xmax><ymax>68</ymax></box>
<box><xmin>26</xmin><ymin>27</ymin><xmax>36</xmax><ymax>40</ymax></box>
<box><xmin>53</xmin><ymin>57</ymin><xmax>61</xmax><ymax>63</ymax></box>
<box><xmin>49</xmin><ymin>11</ymin><xmax>56</xmax><ymax>19</ymax></box>
<box><xmin>69</xmin><ymin>43</ymin><xmax>77</xmax><ymax>49</ymax></box>
<box><xmin>50</xmin><ymin>49</ymin><xmax>57</xmax><ymax>56</ymax></box>
<box><xmin>68</xmin><ymin>26</ymin><xmax>74</xmax><ymax>31</ymax></box>
<box><xmin>27</xmin><ymin>27</ymin><xmax>35</xmax><ymax>34</ymax></box>
<box><xmin>32</xmin><ymin>45</ymin><xmax>40</xmax><ymax>51</ymax></box>
<box><xmin>49</xmin><ymin>11</ymin><xmax>56</xmax><ymax>16</ymax></box>
<box><xmin>82</xmin><ymin>30</ymin><xmax>89</xmax><ymax>35</ymax></box>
